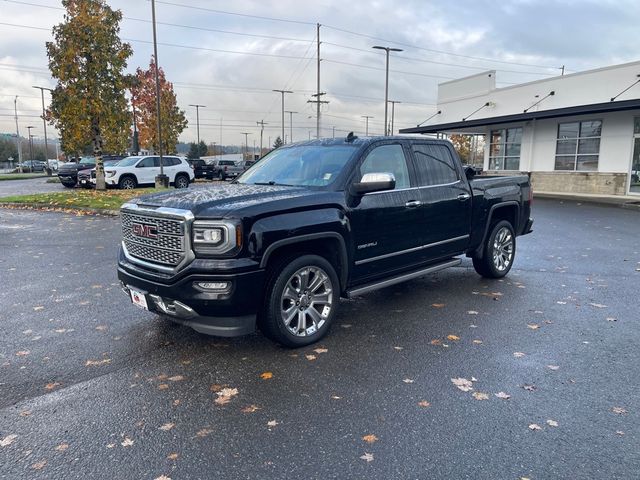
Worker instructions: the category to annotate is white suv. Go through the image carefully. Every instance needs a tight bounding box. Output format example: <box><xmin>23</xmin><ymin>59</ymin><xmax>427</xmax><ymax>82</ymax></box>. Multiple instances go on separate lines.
<box><xmin>102</xmin><ymin>155</ymin><xmax>194</xmax><ymax>189</ymax></box>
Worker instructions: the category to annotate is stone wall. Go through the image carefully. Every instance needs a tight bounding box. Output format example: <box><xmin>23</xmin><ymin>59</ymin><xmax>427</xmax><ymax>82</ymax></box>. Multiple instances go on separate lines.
<box><xmin>482</xmin><ymin>171</ymin><xmax>629</xmax><ymax>195</ymax></box>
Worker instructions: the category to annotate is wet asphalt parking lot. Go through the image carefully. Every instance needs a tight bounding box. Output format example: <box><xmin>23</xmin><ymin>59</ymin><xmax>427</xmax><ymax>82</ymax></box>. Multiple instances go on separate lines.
<box><xmin>0</xmin><ymin>198</ymin><xmax>638</xmax><ymax>479</ymax></box>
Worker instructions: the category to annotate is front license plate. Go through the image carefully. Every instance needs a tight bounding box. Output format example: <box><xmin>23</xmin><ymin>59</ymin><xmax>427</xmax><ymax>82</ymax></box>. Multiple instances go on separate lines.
<box><xmin>130</xmin><ymin>288</ymin><xmax>148</xmax><ymax>310</ymax></box>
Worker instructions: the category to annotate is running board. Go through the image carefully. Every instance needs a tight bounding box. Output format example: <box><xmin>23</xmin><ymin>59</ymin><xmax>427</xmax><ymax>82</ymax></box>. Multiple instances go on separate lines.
<box><xmin>346</xmin><ymin>258</ymin><xmax>461</xmax><ymax>298</ymax></box>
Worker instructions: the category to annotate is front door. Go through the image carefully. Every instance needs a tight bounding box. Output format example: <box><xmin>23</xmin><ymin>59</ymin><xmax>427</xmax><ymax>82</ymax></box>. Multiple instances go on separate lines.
<box><xmin>630</xmin><ymin>118</ymin><xmax>640</xmax><ymax>194</ymax></box>
<box><xmin>348</xmin><ymin>142</ymin><xmax>424</xmax><ymax>283</ymax></box>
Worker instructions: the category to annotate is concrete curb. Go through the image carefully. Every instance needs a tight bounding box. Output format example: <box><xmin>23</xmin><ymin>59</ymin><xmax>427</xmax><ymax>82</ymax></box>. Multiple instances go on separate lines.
<box><xmin>534</xmin><ymin>192</ymin><xmax>640</xmax><ymax>210</ymax></box>
<box><xmin>0</xmin><ymin>202</ymin><xmax>120</xmax><ymax>216</ymax></box>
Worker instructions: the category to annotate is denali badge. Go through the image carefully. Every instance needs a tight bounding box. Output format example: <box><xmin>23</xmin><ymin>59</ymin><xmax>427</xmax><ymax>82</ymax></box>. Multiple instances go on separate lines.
<box><xmin>131</xmin><ymin>222</ymin><xmax>158</xmax><ymax>239</ymax></box>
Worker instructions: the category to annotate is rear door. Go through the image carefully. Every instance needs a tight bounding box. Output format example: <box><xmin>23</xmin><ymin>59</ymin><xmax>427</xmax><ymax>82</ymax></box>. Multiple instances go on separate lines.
<box><xmin>348</xmin><ymin>141</ymin><xmax>425</xmax><ymax>283</ymax></box>
<box><xmin>409</xmin><ymin>142</ymin><xmax>472</xmax><ymax>260</ymax></box>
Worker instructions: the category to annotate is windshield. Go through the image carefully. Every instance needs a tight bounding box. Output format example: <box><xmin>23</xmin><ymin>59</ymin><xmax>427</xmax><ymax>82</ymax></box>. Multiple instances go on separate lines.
<box><xmin>116</xmin><ymin>156</ymin><xmax>142</xmax><ymax>167</ymax></box>
<box><xmin>104</xmin><ymin>159</ymin><xmax>121</xmax><ymax>167</ymax></box>
<box><xmin>79</xmin><ymin>157</ymin><xmax>95</xmax><ymax>164</ymax></box>
<box><xmin>237</xmin><ymin>145</ymin><xmax>356</xmax><ymax>187</ymax></box>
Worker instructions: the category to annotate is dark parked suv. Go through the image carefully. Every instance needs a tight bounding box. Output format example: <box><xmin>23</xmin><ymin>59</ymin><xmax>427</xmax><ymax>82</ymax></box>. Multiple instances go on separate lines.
<box><xmin>118</xmin><ymin>135</ymin><xmax>533</xmax><ymax>347</ymax></box>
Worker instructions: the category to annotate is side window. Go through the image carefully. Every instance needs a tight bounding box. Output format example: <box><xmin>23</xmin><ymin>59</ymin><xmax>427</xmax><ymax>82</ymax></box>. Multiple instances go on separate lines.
<box><xmin>137</xmin><ymin>157</ymin><xmax>155</xmax><ymax>168</ymax></box>
<box><xmin>359</xmin><ymin>144</ymin><xmax>411</xmax><ymax>190</ymax></box>
<box><xmin>412</xmin><ymin>144</ymin><xmax>459</xmax><ymax>186</ymax></box>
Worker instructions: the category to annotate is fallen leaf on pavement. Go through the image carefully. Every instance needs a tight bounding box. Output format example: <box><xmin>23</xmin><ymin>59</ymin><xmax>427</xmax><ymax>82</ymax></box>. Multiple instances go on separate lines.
<box><xmin>513</xmin><ymin>352</ymin><xmax>526</xmax><ymax>358</ymax></box>
<box><xmin>495</xmin><ymin>392</ymin><xmax>511</xmax><ymax>399</ymax></box>
<box><xmin>19</xmin><ymin>410</ymin><xmax>31</xmax><ymax>417</ymax></box>
<box><xmin>85</xmin><ymin>359</ymin><xmax>111</xmax><ymax>367</ymax></box>
<box><xmin>430</xmin><ymin>339</ymin><xmax>442</xmax><ymax>346</ymax></box>
<box><xmin>31</xmin><ymin>460</ymin><xmax>47</xmax><ymax>470</ymax></box>
<box><xmin>267</xmin><ymin>420</ymin><xmax>279</xmax><ymax>427</ymax></box>
<box><xmin>305</xmin><ymin>354</ymin><xmax>317</xmax><ymax>361</ymax></box>
<box><xmin>260</xmin><ymin>372</ymin><xmax>273</xmax><ymax>380</ymax></box>
<box><xmin>362</xmin><ymin>434</ymin><xmax>378</xmax><ymax>444</ymax></box>
<box><xmin>589</xmin><ymin>303</ymin><xmax>607</xmax><ymax>308</ymax></box>
<box><xmin>472</xmin><ymin>392</ymin><xmax>489</xmax><ymax>400</ymax></box>
<box><xmin>451</xmin><ymin>378</ymin><xmax>474</xmax><ymax>392</ymax></box>
<box><xmin>616</xmin><ymin>431</ymin><xmax>625</xmax><ymax>436</ymax></box>
<box><xmin>612</xmin><ymin>407</ymin><xmax>627</xmax><ymax>415</ymax></box>
<box><xmin>467</xmin><ymin>310</ymin><xmax>478</xmax><ymax>315</ymax></box>
<box><xmin>403</xmin><ymin>378</ymin><xmax>414</xmax><ymax>384</ymax></box>
<box><xmin>546</xmin><ymin>419</ymin><xmax>559</xmax><ymax>427</ymax></box>
<box><xmin>158</xmin><ymin>384</ymin><xmax>169</xmax><ymax>390</ymax></box>
<box><xmin>33</xmin><ymin>306</ymin><xmax>44</xmax><ymax>311</ymax></box>
<box><xmin>472</xmin><ymin>339</ymin><xmax>483</xmax><ymax>344</ymax></box>
<box><xmin>313</xmin><ymin>348</ymin><xmax>328</xmax><ymax>354</ymax></box>
<box><xmin>528</xmin><ymin>424</ymin><xmax>542</xmax><ymax>431</ymax></box>
<box><xmin>167</xmin><ymin>453</ymin><xmax>179</xmax><ymax>460</ymax></box>
<box><xmin>360</xmin><ymin>453</ymin><xmax>374</xmax><ymax>462</ymax></box>
<box><xmin>431</xmin><ymin>303</ymin><xmax>445</xmax><ymax>308</ymax></box>
<box><xmin>168</xmin><ymin>375</ymin><xmax>184</xmax><ymax>382</ymax></box>
<box><xmin>241</xmin><ymin>405</ymin><xmax>261</xmax><ymax>413</ymax></box>
<box><xmin>447</xmin><ymin>334</ymin><xmax>460</xmax><ymax>341</ymax></box>
<box><xmin>0</xmin><ymin>434</ymin><xmax>17</xmax><ymax>447</ymax></box>
<box><xmin>159</xmin><ymin>423</ymin><xmax>175</xmax><ymax>431</ymax></box>
<box><xmin>527</xmin><ymin>324</ymin><xmax>540</xmax><ymax>330</ymax></box>
<box><xmin>195</xmin><ymin>428</ymin><xmax>213</xmax><ymax>438</ymax></box>
<box><xmin>547</xmin><ymin>365</ymin><xmax>560</xmax><ymax>370</ymax></box>
<box><xmin>54</xmin><ymin>443</ymin><xmax>69</xmax><ymax>452</ymax></box>
<box><xmin>417</xmin><ymin>400</ymin><xmax>431</xmax><ymax>408</ymax></box>
<box><xmin>393</xmin><ymin>346</ymin><xmax>403</xmax><ymax>351</ymax></box>
<box><xmin>522</xmin><ymin>384</ymin><xmax>536</xmax><ymax>391</ymax></box>
<box><xmin>95</xmin><ymin>325</ymin><xmax>107</xmax><ymax>331</ymax></box>
<box><xmin>45</xmin><ymin>382</ymin><xmax>61</xmax><ymax>391</ymax></box>
<box><xmin>154</xmin><ymin>475</ymin><xmax>171</xmax><ymax>480</ymax></box>
<box><xmin>121</xmin><ymin>437</ymin><xmax>134</xmax><ymax>447</ymax></box>
<box><xmin>16</xmin><ymin>350</ymin><xmax>30</xmax><ymax>357</ymax></box>
<box><xmin>209</xmin><ymin>384</ymin><xmax>224</xmax><ymax>392</ymax></box>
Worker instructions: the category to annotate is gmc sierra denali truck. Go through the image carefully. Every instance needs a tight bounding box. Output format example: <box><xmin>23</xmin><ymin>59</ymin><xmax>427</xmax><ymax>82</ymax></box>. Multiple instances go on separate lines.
<box><xmin>118</xmin><ymin>135</ymin><xmax>533</xmax><ymax>347</ymax></box>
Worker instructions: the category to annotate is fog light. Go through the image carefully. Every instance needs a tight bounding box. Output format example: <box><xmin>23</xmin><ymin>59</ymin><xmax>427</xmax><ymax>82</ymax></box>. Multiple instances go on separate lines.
<box><xmin>195</xmin><ymin>281</ymin><xmax>230</xmax><ymax>291</ymax></box>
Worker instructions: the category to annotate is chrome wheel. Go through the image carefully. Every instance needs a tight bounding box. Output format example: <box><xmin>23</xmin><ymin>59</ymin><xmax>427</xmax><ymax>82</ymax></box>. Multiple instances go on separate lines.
<box><xmin>120</xmin><ymin>178</ymin><xmax>135</xmax><ymax>189</ymax></box>
<box><xmin>176</xmin><ymin>176</ymin><xmax>189</xmax><ymax>188</ymax></box>
<box><xmin>492</xmin><ymin>226</ymin><xmax>514</xmax><ymax>272</ymax></box>
<box><xmin>280</xmin><ymin>266</ymin><xmax>334</xmax><ymax>337</ymax></box>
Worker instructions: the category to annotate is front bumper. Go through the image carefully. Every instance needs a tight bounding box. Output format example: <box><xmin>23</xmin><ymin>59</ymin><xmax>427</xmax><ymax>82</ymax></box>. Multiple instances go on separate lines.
<box><xmin>117</xmin><ymin>250</ymin><xmax>265</xmax><ymax>337</ymax></box>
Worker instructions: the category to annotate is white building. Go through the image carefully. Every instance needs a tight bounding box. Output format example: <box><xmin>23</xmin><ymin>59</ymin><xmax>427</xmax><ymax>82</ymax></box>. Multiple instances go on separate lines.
<box><xmin>401</xmin><ymin>60</ymin><xmax>640</xmax><ymax>196</ymax></box>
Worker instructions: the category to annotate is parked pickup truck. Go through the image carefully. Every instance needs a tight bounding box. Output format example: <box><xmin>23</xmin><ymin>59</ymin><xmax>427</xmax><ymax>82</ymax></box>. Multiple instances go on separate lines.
<box><xmin>188</xmin><ymin>158</ymin><xmax>218</xmax><ymax>180</ymax></box>
<box><xmin>118</xmin><ymin>135</ymin><xmax>533</xmax><ymax>347</ymax></box>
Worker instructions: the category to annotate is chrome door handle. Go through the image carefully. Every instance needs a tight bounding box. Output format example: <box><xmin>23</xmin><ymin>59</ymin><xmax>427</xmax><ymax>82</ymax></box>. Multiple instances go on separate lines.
<box><xmin>457</xmin><ymin>193</ymin><xmax>471</xmax><ymax>201</ymax></box>
<box><xmin>405</xmin><ymin>200</ymin><xmax>422</xmax><ymax>208</ymax></box>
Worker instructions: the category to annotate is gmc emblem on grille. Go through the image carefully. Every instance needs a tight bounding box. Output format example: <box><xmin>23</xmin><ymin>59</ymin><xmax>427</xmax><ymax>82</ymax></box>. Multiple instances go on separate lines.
<box><xmin>131</xmin><ymin>222</ymin><xmax>158</xmax><ymax>239</ymax></box>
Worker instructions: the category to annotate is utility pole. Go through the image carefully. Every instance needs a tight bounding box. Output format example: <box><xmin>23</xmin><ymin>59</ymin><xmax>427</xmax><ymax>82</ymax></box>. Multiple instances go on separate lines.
<box><xmin>241</xmin><ymin>132</ymin><xmax>251</xmax><ymax>160</ymax></box>
<box><xmin>151</xmin><ymin>0</ymin><xmax>167</xmax><ymax>187</ymax></box>
<box><xmin>361</xmin><ymin>115</ymin><xmax>374</xmax><ymax>136</ymax></box>
<box><xmin>256</xmin><ymin>120</ymin><xmax>267</xmax><ymax>156</ymax></box>
<box><xmin>32</xmin><ymin>86</ymin><xmax>52</xmax><ymax>175</ymax></box>
<box><xmin>212</xmin><ymin>141</ymin><xmax>217</xmax><ymax>156</ymax></box>
<box><xmin>14</xmin><ymin>96</ymin><xmax>23</xmax><ymax>173</ymax></box>
<box><xmin>332</xmin><ymin>126</ymin><xmax>335</xmax><ymax>138</ymax></box>
<box><xmin>273</xmin><ymin>89</ymin><xmax>293</xmax><ymax>144</ymax></box>
<box><xmin>307</xmin><ymin>93</ymin><xmax>329</xmax><ymax>138</ymax></box>
<box><xmin>388</xmin><ymin>100</ymin><xmax>401</xmax><ymax>135</ymax></box>
<box><xmin>372</xmin><ymin>45</ymin><xmax>403</xmax><ymax>135</ymax></box>
<box><xmin>285</xmin><ymin>111</ymin><xmax>297</xmax><ymax>143</ymax></box>
<box><xmin>189</xmin><ymin>104</ymin><xmax>206</xmax><ymax>145</ymax></box>
<box><xmin>316</xmin><ymin>23</ymin><xmax>321</xmax><ymax>138</ymax></box>
<box><xmin>26</xmin><ymin>126</ymin><xmax>35</xmax><ymax>162</ymax></box>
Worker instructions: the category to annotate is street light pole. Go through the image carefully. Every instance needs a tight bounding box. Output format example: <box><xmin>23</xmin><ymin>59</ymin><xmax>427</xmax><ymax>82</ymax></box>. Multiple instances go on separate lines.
<box><xmin>26</xmin><ymin>126</ymin><xmax>35</xmax><ymax>163</ymax></box>
<box><xmin>273</xmin><ymin>89</ymin><xmax>293</xmax><ymax>144</ymax></box>
<box><xmin>372</xmin><ymin>46</ymin><xmax>403</xmax><ymax>135</ymax></box>
<box><xmin>388</xmin><ymin>100</ymin><xmax>401</xmax><ymax>135</ymax></box>
<box><xmin>285</xmin><ymin>111</ymin><xmax>297</xmax><ymax>143</ymax></box>
<box><xmin>240</xmin><ymin>132</ymin><xmax>251</xmax><ymax>160</ymax></box>
<box><xmin>151</xmin><ymin>0</ymin><xmax>168</xmax><ymax>187</ymax></box>
<box><xmin>361</xmin><ymin>115</ymin><xmax>373</xmax><ymax>136</ymax></box>
<box><xmin>32</xmin><ymin>86</ymin><xmax>52</xmax><ymax>175</ymax></box>
<box><xmin>189</xmin><ymin>104</ymin><xmax>206</xmax><ymax>145</ymax></box>
<box><xmin>14</xmin><ymin>96</ymin><xmax>23</xmax><ymax>173</ymax></box>
<box><xmin>256</xmin><ymin>120</ymin><xmax>267</xmax><ymax>156</ymax></box>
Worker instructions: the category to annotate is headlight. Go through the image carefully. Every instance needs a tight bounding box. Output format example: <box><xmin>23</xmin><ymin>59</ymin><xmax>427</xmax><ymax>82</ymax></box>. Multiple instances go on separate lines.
<box><xmin>105</xmin><ymin>170</ymin><xmax>116</xmax><ymax>177</ymax></box>
<box><xmin>192</xmin><ymin>221</ymin><xmax>241</xmax><ymax>255</ymax></box>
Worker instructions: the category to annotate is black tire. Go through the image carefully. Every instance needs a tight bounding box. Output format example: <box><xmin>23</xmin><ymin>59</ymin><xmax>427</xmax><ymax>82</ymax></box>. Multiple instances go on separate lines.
<box><xmin>217</xmin><ymin>171</ymin><xmax>225</xmax><ymax>181</ymax></box>
<box><xmin>61</xmin><ymin>181</ymin><xmax>75</xmax><ymax>188</ymax></box>
<box><xmin>174</xmin><ymin>173</ymin><xmax>190</xmax><ymax>189</ymax></box>
<box><xmin>472</xmin><ymin>220</ymin><xmax>516</xmax><ymax>279</ymax></box>
<box><xmin>118</xmin><ymin>175</ymin><xmax>137</xmax><ymax>190</ymax></box>
<box><xmin>259</xmin><ymin>254</ymin><xmax>339</xmax><ymax>348</ymax></box>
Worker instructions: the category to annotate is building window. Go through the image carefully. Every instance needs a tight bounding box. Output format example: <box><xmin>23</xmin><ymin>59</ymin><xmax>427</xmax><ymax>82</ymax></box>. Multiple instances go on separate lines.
<box><xmin>554</xmin><ymin>120</ymin><xmax>601</xmax><ymax>171</ymax></box>
<box><xmin>489</xmin><ymin>128</ymin><xmax>522</xmax><ymax>170</ymax></box>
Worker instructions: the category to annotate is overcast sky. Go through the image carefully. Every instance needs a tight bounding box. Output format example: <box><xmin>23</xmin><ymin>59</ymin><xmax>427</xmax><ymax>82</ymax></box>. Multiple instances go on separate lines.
<box><xmin>1</xmin><ymin>0</ymin><xmax>639</xmax><ymax>148</ymax></box>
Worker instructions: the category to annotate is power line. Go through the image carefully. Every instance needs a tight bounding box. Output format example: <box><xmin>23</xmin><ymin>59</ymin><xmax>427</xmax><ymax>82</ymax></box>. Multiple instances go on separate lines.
<box><xmin>323</xmin><ymin>59</ymin><xmax>453</xmax><ymax>80</ymax></box>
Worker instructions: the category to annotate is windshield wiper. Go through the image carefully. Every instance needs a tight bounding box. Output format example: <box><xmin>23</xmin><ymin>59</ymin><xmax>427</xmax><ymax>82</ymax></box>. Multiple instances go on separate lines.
<box><xmin>252</xmin><ymin>181</ymin><xmax>293</xmax><ymax>186</ymax></box>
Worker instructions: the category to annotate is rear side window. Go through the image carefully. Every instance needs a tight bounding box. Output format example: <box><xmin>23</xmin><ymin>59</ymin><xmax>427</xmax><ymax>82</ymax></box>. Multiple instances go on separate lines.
<box><xmin>219</xmin><ymin>161</ymin><xmax>235</xmax><ymax>166</ymax></box>
<box><xmin>411</xmin><ymin>144</ymin><xmax>458</xmax><ymax>186</ymax></box>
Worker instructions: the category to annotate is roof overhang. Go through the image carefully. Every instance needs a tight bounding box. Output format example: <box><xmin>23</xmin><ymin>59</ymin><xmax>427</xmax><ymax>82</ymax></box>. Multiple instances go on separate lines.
<box><xmin>400</xmin><ymin>98</ymin><xmax>640</xmax><ymax>134</ymax></box>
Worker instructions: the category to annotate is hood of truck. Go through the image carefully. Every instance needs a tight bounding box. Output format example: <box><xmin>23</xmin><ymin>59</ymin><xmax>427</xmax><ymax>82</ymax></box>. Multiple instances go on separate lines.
<box><xmin>131</xmin><ymin>183</ymin><xmax>330</xmax><ymax>217</ymax></box>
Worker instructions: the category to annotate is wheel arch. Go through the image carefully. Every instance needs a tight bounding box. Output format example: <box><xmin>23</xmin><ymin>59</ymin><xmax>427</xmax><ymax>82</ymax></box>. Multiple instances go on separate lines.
<box><xmin>474</xmin><ymin>201</ymin><xmax>520</xmax><ymax>259</ymax></box>
<box><xmin>259</xmin><ymin>233</ymin><xmax>349</xmax><ymax>293</ymax></box>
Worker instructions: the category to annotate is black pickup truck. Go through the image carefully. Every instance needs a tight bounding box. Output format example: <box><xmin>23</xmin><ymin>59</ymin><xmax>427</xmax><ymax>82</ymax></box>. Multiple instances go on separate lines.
<box><xmin>118</xmin><ymin>135</ymin><xmax>533</xmax><ymax>347</ymax></box>
<box><xmin>188</xmin><ymin>158</ymin><xmax>217</xmax><ymax>180</ymax></box>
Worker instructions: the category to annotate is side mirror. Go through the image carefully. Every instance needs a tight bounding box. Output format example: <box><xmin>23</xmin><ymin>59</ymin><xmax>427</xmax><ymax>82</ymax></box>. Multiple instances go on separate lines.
<box><xmin>351</xmin><ymin>172</ymin><xmax>396</xmax><ymax>195</ymax></box>
<box><xmin>464</xmin><ymin>165</ymin><xmax>478</xmax><ymax>180</ymax></box>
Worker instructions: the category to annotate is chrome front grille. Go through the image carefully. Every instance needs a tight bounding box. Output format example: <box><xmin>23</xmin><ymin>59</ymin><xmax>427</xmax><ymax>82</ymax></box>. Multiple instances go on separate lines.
<box><xmin>121</xmin><ymin>209</ymin><xmax>190</xmax><ymax>270</ymax></box>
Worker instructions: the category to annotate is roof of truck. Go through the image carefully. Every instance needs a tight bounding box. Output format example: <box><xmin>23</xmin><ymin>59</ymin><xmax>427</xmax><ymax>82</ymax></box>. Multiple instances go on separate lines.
<box><xmin>287</xmin><ymin>135</ymin><xmax>450</xmax><ymax>148</ymax></box>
